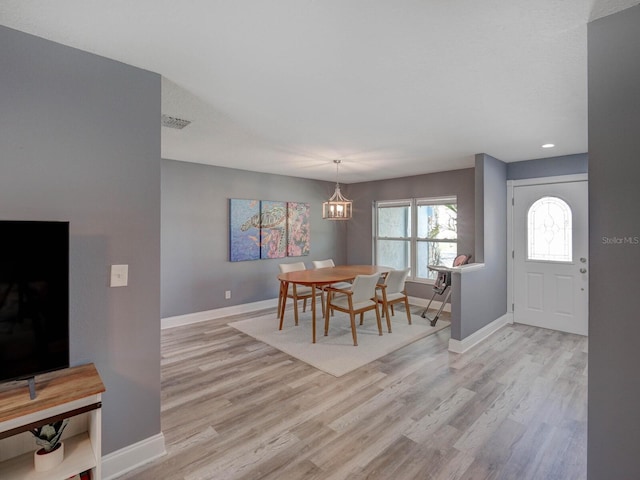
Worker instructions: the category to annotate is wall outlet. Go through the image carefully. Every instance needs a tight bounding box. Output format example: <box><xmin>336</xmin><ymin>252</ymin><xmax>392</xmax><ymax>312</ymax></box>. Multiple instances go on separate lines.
<box><xmin>225</xmin><ymin>290</ymin><xmax>231</xmax><ymax>299</ymax></box>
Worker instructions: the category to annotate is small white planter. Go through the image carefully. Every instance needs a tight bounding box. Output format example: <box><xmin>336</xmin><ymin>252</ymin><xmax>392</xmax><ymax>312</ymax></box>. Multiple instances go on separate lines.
<box><xmin>34</xmin><ymin>442</ymin><xmax>64</xmax><ymax>472</ymax></box>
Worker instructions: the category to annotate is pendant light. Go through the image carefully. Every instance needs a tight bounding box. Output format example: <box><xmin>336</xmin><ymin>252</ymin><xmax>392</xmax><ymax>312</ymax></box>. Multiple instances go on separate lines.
<box><xmin>322</xmin><ymin>160</ymin><xmax>352</xmax><ymax>220</ymax></box>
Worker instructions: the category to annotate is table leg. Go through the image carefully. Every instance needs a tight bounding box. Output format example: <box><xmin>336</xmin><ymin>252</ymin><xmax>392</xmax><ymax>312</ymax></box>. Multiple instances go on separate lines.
<box><xmin>311</xmin><ymin>284</ymin><xmax>316</xmax><ymax>343</ymax></box>
<box><xmin>279</xmin><ymin>281</ymin><xmax>289</xmax><ymax>330</ymax></box>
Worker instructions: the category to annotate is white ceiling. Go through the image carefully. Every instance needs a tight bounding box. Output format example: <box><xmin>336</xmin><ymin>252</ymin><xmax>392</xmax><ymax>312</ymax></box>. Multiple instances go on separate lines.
<box><xmin>1</xmin><ymin>0</ymin><xmax>637</xmax><ymax>183</ymax></box>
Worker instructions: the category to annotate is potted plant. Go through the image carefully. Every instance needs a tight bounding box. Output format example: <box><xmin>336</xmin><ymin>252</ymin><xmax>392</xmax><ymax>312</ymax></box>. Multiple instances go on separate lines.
<box><xmin>31</xmin><ymin>419</ymin><xmax>68</xmax><ymax>471</ymax></box>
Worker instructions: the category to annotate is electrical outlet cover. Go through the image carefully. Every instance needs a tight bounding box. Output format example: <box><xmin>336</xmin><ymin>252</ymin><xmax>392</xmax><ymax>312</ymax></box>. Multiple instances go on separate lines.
<box><xmin>111</xmin><ymin>264</ymin><xmax>129</xmax><ymax>287</ymax></box>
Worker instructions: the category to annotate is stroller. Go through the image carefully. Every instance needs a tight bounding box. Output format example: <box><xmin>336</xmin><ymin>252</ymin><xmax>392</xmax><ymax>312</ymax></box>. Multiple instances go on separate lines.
<box><xmin>421</xmin><ymin>253</ymin><xmax>472</xmax><ymax>326</ymax></box>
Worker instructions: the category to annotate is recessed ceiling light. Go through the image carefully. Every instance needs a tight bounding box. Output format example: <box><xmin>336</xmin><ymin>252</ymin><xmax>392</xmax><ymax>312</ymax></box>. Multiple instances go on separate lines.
<box><xmin>542</xmin><ymin>143</ymin><xmax>555</xmax><ymax>148</ymax></box>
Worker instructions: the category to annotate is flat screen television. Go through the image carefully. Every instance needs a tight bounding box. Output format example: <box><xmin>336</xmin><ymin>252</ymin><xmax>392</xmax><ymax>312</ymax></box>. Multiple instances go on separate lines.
<box><xmin>0</xmin><ymin>221</ymin><xmax>69</xmax><ymax>385</ymax></box>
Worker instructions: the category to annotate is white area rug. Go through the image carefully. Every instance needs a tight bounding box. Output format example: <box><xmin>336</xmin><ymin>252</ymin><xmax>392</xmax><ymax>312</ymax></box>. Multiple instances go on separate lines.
<box><xmin>228</xmin><ymin>308</ymin><xmax>450</xmax><ymax>377</ymax></box>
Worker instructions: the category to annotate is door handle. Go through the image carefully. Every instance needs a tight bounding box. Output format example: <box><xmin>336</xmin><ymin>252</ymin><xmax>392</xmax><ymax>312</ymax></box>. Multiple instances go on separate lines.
<box><xmin>580</xmin><ymin>268</ymin><xmax>587</xmax><ymax>274</ymax></box>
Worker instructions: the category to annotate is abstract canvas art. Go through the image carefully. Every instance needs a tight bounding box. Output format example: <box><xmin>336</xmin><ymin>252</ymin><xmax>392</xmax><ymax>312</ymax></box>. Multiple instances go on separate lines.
<box><xmin>229</xmin><ymin>199</ymin><xmax>261</xmax><ymax>262</ymax></box>
<box><xmin>259</xmin><ymin>200</ymin><xmax>287</xmax><ymax>259</ymax></box>
<box><xmin>287</xmin><ymin>202</ymin><xmax>310</xmax><ymax>257</ymax></box>
<box><xmin>229</xmin><ymin>199</ymin><xmax>311</xmax><ymax>261</ymax></box>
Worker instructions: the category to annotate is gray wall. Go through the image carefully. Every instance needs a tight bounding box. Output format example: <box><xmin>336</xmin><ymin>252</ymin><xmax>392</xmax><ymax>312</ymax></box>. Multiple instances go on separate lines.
<box><xmin>161</xmin><ymin>159</ymin><xmax>347</xmax><ymax>318</ymax></box>
<box><xmin>588</xmin><ymin>5</ymin><xmax>640</xmax><ymax>478</ymax></box>
<box><xmin>507</xmin><ymin>153</ymin><xmax>588</xmax><ymax>180</ymax></box>
<box><xmin>0</xmin><ymin>26</ymin><xmax>161</xmax><ymax>455</ymax></box>
<box><xmin>346</xmin><ymin>168</ymin><xmax>475</xmax><ymax>301</ymax></box>
<box><xmin>452</xmin><ymin>154</ymin><xmax>507</xmax><ymax>340</ymax></box>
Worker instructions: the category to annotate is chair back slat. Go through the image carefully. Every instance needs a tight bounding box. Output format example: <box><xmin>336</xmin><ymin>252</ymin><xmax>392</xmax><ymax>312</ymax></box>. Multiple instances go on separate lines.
<box><xmin>279</xmin><ymin>262</ymin><xmax>306</xmax><ymax>273</ymax></box>
<box><xmin>384</xmin><ymin>268</ymin><xmax>410</xmax><ymax>294</ymax></box>
<box><xmin>350</xmin><ymin>273</ymin><xmax>381</xmax><ymax>303</ymax></box>
<box><xmin>312</xmin><ymin>259</ymin><xmax>335</xmax><ymax>269</ymax></box>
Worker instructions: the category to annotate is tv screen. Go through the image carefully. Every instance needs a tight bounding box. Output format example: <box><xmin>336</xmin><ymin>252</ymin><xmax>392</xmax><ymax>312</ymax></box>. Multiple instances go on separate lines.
<box><xmin>0</xmin><ymin>221</ymin><xmax>69</xmax><ymax>383</ymax></box>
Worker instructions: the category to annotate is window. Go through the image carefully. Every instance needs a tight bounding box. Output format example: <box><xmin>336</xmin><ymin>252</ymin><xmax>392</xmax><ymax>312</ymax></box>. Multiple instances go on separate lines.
<box><xmin>527</xmin><ymin>196</ymin><xmax>572</xmax><ymax>262</ymax></box>
<box><xmin>416</xmin><ymin>199</ymin><xmax>458</xmax><ymax>279</ymax></box>
<box><xmin>374</xmin><ymin>196</ymin><xmax>457</xmax><ymax>281</ymax></box>
<box><xmin>374</xmin><ymin>201</ymin><xmax>411</xmax><ymax>272</ymax></box>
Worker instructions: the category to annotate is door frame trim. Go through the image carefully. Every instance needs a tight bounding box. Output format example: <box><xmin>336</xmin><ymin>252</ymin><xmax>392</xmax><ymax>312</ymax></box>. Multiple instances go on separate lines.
<box><xmin>506</xmin><ymin>173</ymin><xmax>588</xmax><ymax>316</ymax></box>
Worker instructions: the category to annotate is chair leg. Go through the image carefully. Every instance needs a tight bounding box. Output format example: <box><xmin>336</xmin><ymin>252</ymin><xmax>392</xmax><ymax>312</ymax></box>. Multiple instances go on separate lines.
<box><xmin>390</xmin><ymin>304</ymin><xmax>395</xmax><ymax>317</ymax></box>
<box><xmin>349</xmin><ymin>312</ymin><xmax>358</xmax><ymax>346</ymax></box>
<box><xmin>359</xmin><ymin>312</ymin><xmax>364</xmax><ymax>325</ymax></box>
<box><xmin>404</xmin><ymin>296</ymin><xmax>412</xmax><ymax>324</ymax></box>
<box><xmin>375</xmin><ymin>304</ymin><xmax>383</xmax><ymax>336</ymax></box>
<box><xmin>293</xmin><ymin>298</ymin><xmax>299</xmax><ymax>326</ymax></box>
<box><xmin>384</xmin><ymin>303</ymin><xmax>391</xmax><ymax>329</ymax></box>
<box><xmin>385</xmin><ymin>303</ymin><xmax>392</xmax><ymax>333</ymax></box>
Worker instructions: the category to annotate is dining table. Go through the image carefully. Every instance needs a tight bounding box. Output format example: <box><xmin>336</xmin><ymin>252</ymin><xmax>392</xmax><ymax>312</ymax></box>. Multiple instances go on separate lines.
<box><xmin>277</xmin><ymin>264</ymin><xmax>391</xmax><ymax>343</ymax></box>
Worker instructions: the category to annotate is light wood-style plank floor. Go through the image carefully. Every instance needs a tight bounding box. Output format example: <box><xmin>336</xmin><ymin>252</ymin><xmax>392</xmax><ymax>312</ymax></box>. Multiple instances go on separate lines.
<box><xmin>117</xmin><ymin>306</ymin><xmax>587</xmax><ymax>480</ymax></box>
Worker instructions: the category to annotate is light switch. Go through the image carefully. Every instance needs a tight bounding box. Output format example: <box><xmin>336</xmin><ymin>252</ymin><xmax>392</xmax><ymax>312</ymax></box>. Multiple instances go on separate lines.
<box><xmin>110</xmin><ymin>264</ymin><xmax>129</xmax><ymax>287</ymax></box>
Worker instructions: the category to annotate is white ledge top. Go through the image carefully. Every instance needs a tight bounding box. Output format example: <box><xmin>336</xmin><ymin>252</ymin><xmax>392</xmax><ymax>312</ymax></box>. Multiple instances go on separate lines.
<box><xmin>450</xmin><ymin>263</ymin><xmax>485</xmax><ymax>273</ymax></box>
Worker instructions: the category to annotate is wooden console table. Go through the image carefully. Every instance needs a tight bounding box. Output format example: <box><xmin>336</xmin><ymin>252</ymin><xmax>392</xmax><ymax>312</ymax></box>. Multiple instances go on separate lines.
<box><xmin>0</xmin><ymin>364</ymin><xmax>105</xmax><ymax>480</ymax></box>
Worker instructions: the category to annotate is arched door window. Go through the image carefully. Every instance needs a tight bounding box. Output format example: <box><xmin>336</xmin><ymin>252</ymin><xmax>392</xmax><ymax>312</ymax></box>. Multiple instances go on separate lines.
<box><xmin>527</xmin><ymin>196</ymin><xmax>572</xmax><ymax>262</ymax></box>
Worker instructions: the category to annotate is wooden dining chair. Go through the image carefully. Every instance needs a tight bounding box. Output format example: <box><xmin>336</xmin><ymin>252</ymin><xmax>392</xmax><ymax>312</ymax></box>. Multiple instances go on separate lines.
<box><xmin>279</xmin><ymin>262</ymin><xmax>324</xmax><ymax>326</ymax></box>
<box><xmin>324</xmin><ymin>273</ymin><xmax>382</xmax><ymax>346</ymax></box>
<box><xmin>312</xmin><ymin>259</ymin><xmax>352</xmax><ymax>298</ymax></box>
<box><xmin>312</xmin><ymin>259</ymin><xmax>335</xmax><ymax>269</ymax></box>
<box><xmin>375</xmin><ymin>268</ymin><xmax>411</xmax><ymax>332</ymax></box>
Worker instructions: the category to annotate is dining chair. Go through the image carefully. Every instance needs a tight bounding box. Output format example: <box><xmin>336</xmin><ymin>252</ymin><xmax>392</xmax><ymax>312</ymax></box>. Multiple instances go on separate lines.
<box><xmin>312</xmin><ymin>259</ymin><xmax>335</xmax><ymax>269</ymax></box>
<box><xmin>324</xmin><ymin>273</ymin><xmax>382</xmax><ymax>346</ymax></box>
<box><xmin>312</xmin><ymin>259</ymin><xmax>352</xmax><ymax>290</ymax></box>
<box><xmin>279</xmin><ymin>262</ymin><xmax>324</xmax><ymax>326</ymax></box>
<box><xmin>312</xmin><ymin>258</ymin><xmax>351</xmax><ymax>318</ymax></box>
<box><xmin>375</xmin><ymin>268</ymin><xmax>411</xmax><ymax>332</ymax></box>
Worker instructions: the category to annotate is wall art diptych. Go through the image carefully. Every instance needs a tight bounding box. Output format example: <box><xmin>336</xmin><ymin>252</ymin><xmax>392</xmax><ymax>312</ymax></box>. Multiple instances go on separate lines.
<box><xmin>229</xmin><ymin>199</ymin><xmax>311</xmax><ymax>262</ymax></box>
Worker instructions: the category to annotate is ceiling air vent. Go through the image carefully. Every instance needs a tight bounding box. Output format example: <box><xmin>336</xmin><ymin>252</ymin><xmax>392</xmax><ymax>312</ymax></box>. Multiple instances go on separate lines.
<box><xmin>161</xmin><ymin>114</ymin><xmax>191</xmax><ymax>129</ymax></box>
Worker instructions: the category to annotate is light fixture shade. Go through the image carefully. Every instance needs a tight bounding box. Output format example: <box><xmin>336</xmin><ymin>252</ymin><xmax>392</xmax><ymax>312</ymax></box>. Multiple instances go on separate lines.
<box><xmin>322</xmin><ymin>186</ymin><xmax>352</xmax><ymax>220</ymax></box>
<box><xmin>323</xmin><ymin>160</ymin><xmax>352</xmax><ymax>220</ymax></box>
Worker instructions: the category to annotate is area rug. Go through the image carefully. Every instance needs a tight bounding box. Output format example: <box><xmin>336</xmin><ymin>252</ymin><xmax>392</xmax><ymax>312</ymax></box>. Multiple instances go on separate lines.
<box><xmin>228</xmin><ymin>308</ymin><xmax>450</xmax><ymax>377</ymax></box>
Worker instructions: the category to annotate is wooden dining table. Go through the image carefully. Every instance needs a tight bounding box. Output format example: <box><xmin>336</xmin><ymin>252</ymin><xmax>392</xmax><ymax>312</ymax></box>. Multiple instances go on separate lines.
<box><xmin>277</xmin><ymin>265</ymin><xmax>391</xmax><ymax>343</ymax></box>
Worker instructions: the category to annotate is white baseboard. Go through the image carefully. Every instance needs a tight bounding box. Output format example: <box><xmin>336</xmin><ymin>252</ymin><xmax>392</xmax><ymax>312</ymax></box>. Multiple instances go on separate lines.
<box><xmin>448</xmin><ymin>312</ymin><xmax>513</xmax><ymax>354</ymax></box>
<box><xmin>408</xmin><ymin>295</ymin><xmax>451</xmax><ymax>313</ymax></box>
<box><xmin>102</xmin><ymin>432</ymin><xmax>166</xmax><ymax>480</ymax></box>
<box><xmin>162</xmin><ymin>298</ymin><xmax>279</xmax><ymax>329</ymax></box>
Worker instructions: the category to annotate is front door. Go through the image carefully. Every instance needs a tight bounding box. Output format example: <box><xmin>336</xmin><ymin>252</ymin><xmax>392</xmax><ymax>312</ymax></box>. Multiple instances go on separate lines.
<box><xmin>513</xmin><ymin>180</ymin><xmax>588</xmax><ymax>335</ymax></box>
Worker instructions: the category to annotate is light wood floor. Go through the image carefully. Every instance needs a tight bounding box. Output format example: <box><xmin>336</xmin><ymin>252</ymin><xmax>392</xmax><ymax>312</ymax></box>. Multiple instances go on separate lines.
<box><xmin>117</xmin><ymin>306</ymin><xmax>587</xmax><ymax>480</ymax></box>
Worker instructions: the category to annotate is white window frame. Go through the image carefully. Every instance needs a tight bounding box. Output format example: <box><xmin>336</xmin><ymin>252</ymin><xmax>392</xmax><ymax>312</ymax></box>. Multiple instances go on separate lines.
<box><xmin>373</xmin><ymin>196</ymin><xmax>457</xmax><ymax>283</ymax></box>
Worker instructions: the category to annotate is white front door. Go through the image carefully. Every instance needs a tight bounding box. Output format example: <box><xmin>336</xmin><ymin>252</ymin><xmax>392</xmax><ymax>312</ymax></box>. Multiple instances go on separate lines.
<box><xmin>513</xmin><ymin>180</ymin><xmax>588</xmax><ymax>336</ymax></box>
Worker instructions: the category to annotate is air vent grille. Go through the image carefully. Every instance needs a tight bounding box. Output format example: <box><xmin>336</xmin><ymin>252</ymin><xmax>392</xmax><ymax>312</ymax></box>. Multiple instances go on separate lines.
<box><xmin>161</xmin><ymin>114</ymin><xmax>191</xmax><ymax>129</ymax></box>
